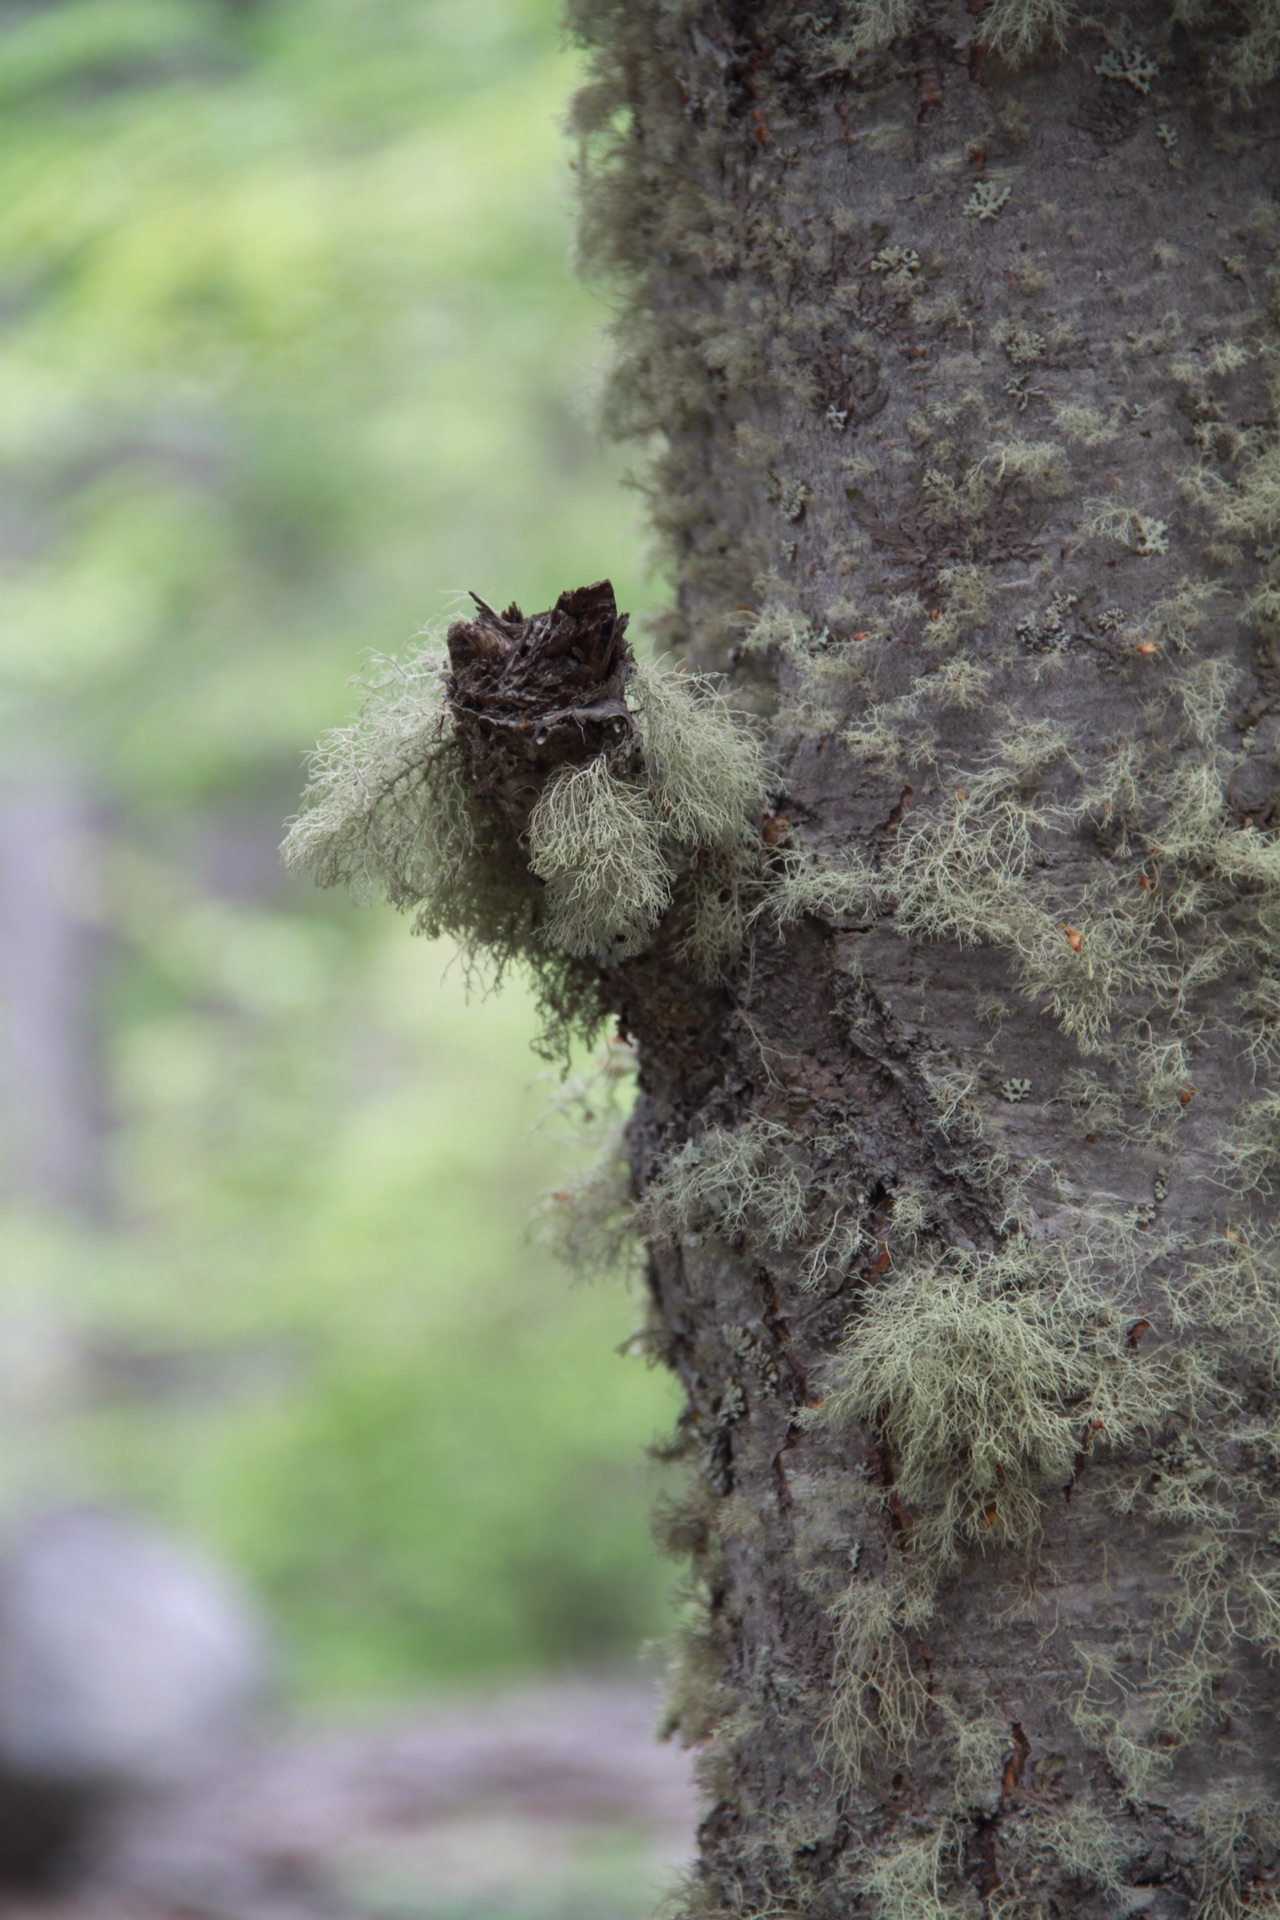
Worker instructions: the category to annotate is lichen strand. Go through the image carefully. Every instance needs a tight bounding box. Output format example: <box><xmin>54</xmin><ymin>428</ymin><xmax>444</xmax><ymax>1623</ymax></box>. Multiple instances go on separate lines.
<box><xmin>284</xmin><ymin>580</ymin><xmax>767</xmax><ymax>1063</ymax></box>
<box><xmin>836</xmin><ymin>0</ymin><xmax>1280</xmax><ymax>97</ymax></box>
<box><xmin>566</xmin><ymin>1</ymin><xmax>1280</xmax><ymax>1916</ymax></box>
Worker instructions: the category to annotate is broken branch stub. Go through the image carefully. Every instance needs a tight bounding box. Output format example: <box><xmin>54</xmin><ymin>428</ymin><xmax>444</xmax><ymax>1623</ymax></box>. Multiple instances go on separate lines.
<box><xmin>445</xmin><ymin>579</ymin><xmax>638</xmax><ymax>838</ymax></box>
<box><xmin>287</xmin><ymin>576</ymin><xmax>766</xmax><ymax>1072</ymax></box>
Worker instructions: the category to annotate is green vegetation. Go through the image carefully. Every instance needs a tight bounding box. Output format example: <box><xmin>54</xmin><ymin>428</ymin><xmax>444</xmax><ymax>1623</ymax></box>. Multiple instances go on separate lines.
<box><xmin>0</xmin><ymin>0</ymin><xmax>679</xmax><ymax>1700</ymax></box>
<box><xmin>2</xmin><ymin>929</ymin><xmax>678</xmax><ymax>1700</ymax></box>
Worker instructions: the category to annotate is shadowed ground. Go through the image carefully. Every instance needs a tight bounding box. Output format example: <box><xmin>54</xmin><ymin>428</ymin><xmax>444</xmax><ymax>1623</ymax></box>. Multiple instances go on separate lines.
<box><xmin>7</xmin><ymin>1680</ymin><xmax>694</xmax><ymax>1920</ymax></box>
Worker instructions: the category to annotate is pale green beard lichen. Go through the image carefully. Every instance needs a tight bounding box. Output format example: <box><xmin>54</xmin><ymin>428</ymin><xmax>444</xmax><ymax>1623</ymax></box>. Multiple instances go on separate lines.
<box><xmin>988</xmin><ymin>1801</ymin><xmax>1130</xmax><ymax>1920</ymax></box>
<box><xmin>631</xmin><ymin>656</ymin><xmax>768</xmax><ymax>850</ymax></box>
<box><xmin>764</xmin><ymin>848</ymin><xmax>883</xmax><ymax>930</ymax></box>
<box><xmin>280</xmin><ymin>648</ymin><xmax>539</xmax><ymax>965</ymax></box>
<box><xmin>639</xmin><ymin>1117</ymin><xmax>808</xmax><ymax>1251</ymax></box>
<box><xmin>841</xmin><ymin>0</ymin><xmax>917</xmax><ymax>57</ymax></box>
<box><xmin>856</xmin><ymin>1822</ymin><xmax>962</xmax><ymax>1920</ymax></box>
<box><xmin>1083</xmin><ymin>494</ymin><xmax>1171</xmax><ymax>557</ymax></box>
<box><xmin>819</xmin><ymin>1239</ymin><xmax>1186</xmax><ymax>1569</ymax></box>
<box><xmin>528</xmin><ymin>757</ymin><xmax>672</xmax><ymax>962</ymax></box>
<box><xmin>891</xmin><ymin>751</ymin><xmax>1177</xmax><ymax>1057</ymax></box>
<box><xmin>1172</xmin><ymin>0</ymin><xmax>1280</xmax><ymax>96</ymax></box>
<box><xmin>280</xmin><ymin>649</ymin><xmax>456</xmax><ymax>900</ymax></box>
<box><xmin>630</xmin><ymin>657</ymin><xmax>771</xmax><ymax>978</ymax></box>
<box><xmin>537</xmin><ymin>1125</ymin><xmax>638</xmax><ymax>1281</ymax></box>
<box><xmin>833</xmin><ymin>0</ymin><xmax>1280</xmax><ymax>97</ymax></box>
<box><xmin>1187</xmin><ymin>379</ymin><xmax>1280</xmax><ymax>633</ymax></box>
<box><xmin>638</xmin><ymin>1113</ymin><xmax>875</xmax><ymax>1288</ymax></box>
<box><xmin>283</xmin><ymin>623</ymin><xmax>769</xmax><ymax>1045</ymax></box>
<box><xmin>1188</xmin><ymin>1795</ymin><xmax>1280</xmax><ymax>1920</ymax></box>
<box><xmin>826</xmin><ymin>1567</ymin><xmax>937</xmax><ymax>1781</ymax></box>
<box><xmin>981</xmin><ymin>0</ymin><xmax>1076</xmax><ymax>60</ymax></box>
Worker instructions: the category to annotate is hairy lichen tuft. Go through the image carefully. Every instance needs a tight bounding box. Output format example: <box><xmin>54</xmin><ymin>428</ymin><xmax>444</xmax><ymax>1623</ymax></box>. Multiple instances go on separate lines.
<box><xmin>631</xmin><ymin>656</ymin><xmax>768</xmax><ymax>851</ymax></box>
<box><xmin>640</xmin><ymin>1117</ymin><xmax>808</xmax><ymax>1251</ymax></box>
<box><xmin>529</xmin><ymin>757</ymin><xmax>672</xmax><ymax>962</ymax></box>
<box><xmin>821</xmin><ymin>1240</ymin><xmax>1183</xmax><ymax>1565</ymax></box>
<box><xmin>284</xmin><ymin>588</ymin><xmax>770</xmax><ymax>1047</ymax></box>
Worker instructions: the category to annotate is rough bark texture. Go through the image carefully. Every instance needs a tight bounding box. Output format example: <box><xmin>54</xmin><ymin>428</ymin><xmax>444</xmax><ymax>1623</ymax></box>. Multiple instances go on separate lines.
<box><xmin>563</xmin><ymin>5</ymin><xmax>1280</xmax><ymax>1919</ymax></box>
<box><xmin>290</xmin><ymin>3</ymin><xmax>1280</xmax><ymax>1916</ymax></box>
<box><xmin>445</xmin><ymin>583</ymin><xmax>634</xmax><ymax>826</ymax></box>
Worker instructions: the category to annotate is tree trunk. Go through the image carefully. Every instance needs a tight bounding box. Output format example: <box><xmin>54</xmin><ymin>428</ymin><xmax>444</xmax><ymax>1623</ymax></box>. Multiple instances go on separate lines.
<box><xmin>564</xmin><ymin>5</ymin><xmax>1280</xmax><ymax>1918</ymax></box>
<box><xmin>289</xmin><ymin>3</ymin><xmax>1280</xmax><ymax>1914</ymax></box>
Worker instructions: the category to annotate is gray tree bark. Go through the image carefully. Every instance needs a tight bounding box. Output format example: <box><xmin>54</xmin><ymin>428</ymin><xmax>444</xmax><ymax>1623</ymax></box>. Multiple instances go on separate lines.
<box><xmin>563</xmin><ymin>5</ymin><xmax>1280</xmax><ymax>1918</ymax></box>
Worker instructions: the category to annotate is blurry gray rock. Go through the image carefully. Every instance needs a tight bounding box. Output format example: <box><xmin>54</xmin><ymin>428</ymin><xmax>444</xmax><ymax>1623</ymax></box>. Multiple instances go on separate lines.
<box><xmin>0</xmin><ymin>1505</ymin><xmax>268</xmax><ymax>1789</ymax></box>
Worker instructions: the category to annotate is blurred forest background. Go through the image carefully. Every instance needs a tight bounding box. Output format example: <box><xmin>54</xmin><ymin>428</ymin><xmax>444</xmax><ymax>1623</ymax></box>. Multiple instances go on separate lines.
<box><xmin>0</xmin><ymin>0</ymin><xmax>678</xmax><ymax>1708</ymax></box>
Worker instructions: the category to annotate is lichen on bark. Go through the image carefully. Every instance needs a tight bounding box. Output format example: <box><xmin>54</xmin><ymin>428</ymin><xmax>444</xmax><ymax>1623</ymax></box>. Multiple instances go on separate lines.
<box><xmin>291</xmin><ymin>2</ymin><xmax>1280</xmax><ymax>1915</ymax></box>
<box><xmin>556</xmin><ymin>1</ymin><xmax>1280</xmax><ymax>1915</ymax></box>
<box><xmin>283</xmin><ymin>579</ymin><xmax>767</xmax><ymax>1059</ymax></box>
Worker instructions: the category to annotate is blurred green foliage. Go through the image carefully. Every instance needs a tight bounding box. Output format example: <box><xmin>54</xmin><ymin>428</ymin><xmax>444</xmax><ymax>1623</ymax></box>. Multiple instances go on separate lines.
<box><xmin>0</xmin><ymin>0</ymin><xmax>675</xmax><ymax>1699</ymax></box>
<box><xmin>1</xmin><ymin>0</ymin><xmax>657</xmax><ymax>788</ymax></box>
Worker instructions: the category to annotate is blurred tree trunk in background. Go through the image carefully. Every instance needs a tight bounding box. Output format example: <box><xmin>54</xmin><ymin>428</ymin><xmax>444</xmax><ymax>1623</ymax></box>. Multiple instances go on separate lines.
<box><xmin>566</xmin><ymin>4</ymin><xmax>1280</xmax><ymax>1916</ymax></box>
<box><xmin>0</xmin><ymin>782</ymin><xmax>105</xmax><ymax>1216</ymax></box>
